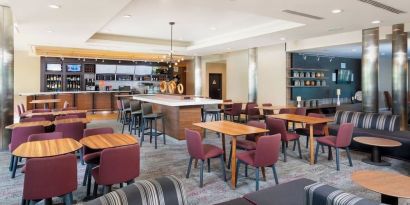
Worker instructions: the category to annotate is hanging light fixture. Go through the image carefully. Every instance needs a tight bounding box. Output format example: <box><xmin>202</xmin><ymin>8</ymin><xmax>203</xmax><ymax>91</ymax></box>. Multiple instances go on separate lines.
<box><xmin>165</xmin><ymin>22</ymin><xmax>183</xmax><ymax>69</ymax></box>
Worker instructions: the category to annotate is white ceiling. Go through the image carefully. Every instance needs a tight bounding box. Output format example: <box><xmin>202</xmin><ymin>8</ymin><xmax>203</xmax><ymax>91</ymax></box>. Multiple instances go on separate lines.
<box><xmin>7</xmin><ymin>0</ymin><xmax>410</xmax><ymax>56</ymax></box>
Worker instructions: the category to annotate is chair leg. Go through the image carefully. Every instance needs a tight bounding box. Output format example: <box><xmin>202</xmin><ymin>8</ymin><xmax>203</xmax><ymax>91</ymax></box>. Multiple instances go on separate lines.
<box><xmin>292</xmin><ymin>140</ymin><xmax>296</xmax><ymax>151</ymax></box>
<box><xmin>220</xmin><ymin>155</ymin><xmax>227</xmax><ymax>181</ymax></box>
<box><xmin>140</xmin><ymin>119</ymin><xmax>145</xmax><ymax>146</ymax></box>
<box><xmin>149</xmin><ymin>120</ymin><xmax>153</xmax><ymax>143</ymax></box>
<box><xmin>86</xmin><ymin>166</ymin><xmax>92</xmax><ymax>196</ymax></box>
<box><xmin>103</xmin><ymin>185</ymin><xmax>111</xmax><ymax>194</ymax></box>
<box><xmin>80</xmin><ymin>149</ymin><xmax>84</xmax><ymax>165</ymax></box>
<box><xmin>255</xmin><ymin>167</ymin><xmax>260</xmax><ymax>191</ymax></box>
<box><xmin>21</xmin><ymin>198</ymin><xmax>26</xmax><ymax>205</ymax></box>
<box><xmin>235</xmin><ymin>160</ymin><xmax>241</xmax><ymax>186</ymax></box>
<box><xmin>346</xmin><ymin>147</ymin><xmax>353</xmax><ymax>167</ymax></box>
<box><xmin>82</xmin><ymin>164</ymin><xmax>89</xmax><ymax>186</ymax></box>
<box><xmin>272</xmin><ymin>165</ymin><xmax>279</xmax><ymax>184</ymax></box>
<box><xmin>335</xmin><ymin>148</ymin><xmax>340</xmax><ymax>171</ymax></box>
<box><xmin>314</xmin><ymin>142</ymin><xmax>320</xmax><ymax>164</ymax></box>
<box><xmin>154</xmin><ymin>119</ymin><xmax>158</xmax><ymax>149</ymax></box>
<box><xmin>227</xmin><ymin>146</ymin><xmax>232</xmax><ymax>169</ymax></box>
<box><xmin>321</xmin><ymin>144</ymin><xmax>325</xmax><ymax>153</ymax></box>
<box><xmin>45</xmin><ymin>199</ymin><xmax>52</xmax><ymax>205</ymax></box>
<box><xmin>9</xmin><ymin>155</ymin><xmax>14</xmax><ymax>172</ymax></box>
<box><xmin>11</xmin><ymin>155</ymin><xmax>18</xmax><ymax>178</ymax></box>
<box><xmin>63</xmin><ymin>193</ymin><xmax>72</xmax><ymax>205</ymax></box>
<box><xmin>127</xmin><ymin>179</ymin><xmax>135</xmax><ymax>185</ymax></box>
<box><xmin>306</xmin><ymin>136</ymin><xmax>309</xmax><ymax>148</ymax></box>
<box><xmin>200</xmin><ymin>160</ymin><xmax>204</xmax><ymax>188</ymax></box>
<box><xmin>297</xmin><ymin>139</ymin><xmax>302</xmax><ymax>159</ymax></box>
<box><xmin>207</xmin><ymin>159</ymin><xmax>211</xmax><ymax>173</ymax></box>
<box><xmin>245</xmin><ymin>165</ymin><xmax>248</xmax><ymax>177</ymax></box>
<box><xmin>93</xmin><ymin>182</ymin><xmax>98</xmax><ymax>197</ymax></box>
<box><xmin>162</xmin><ymin>118</ymin><xmax>166</xmax><ymax>145</ymax></box>
<box><xmin>186</xmin><ymin>157</ymin><xmax>193</xmax><ymax>178</ymax></box>
<box><xmin>282</xmin><ymin>141</ymin><xmax>287</xmax><ymax>162</ymax></box>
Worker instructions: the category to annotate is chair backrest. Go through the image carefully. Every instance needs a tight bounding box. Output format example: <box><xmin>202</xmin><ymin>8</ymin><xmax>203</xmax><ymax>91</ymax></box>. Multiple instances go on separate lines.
<box><xmin>246</xmin><ymin>103</ymin><xmax>259</xmax><ymax>115</ymax></box>
<box><xmin>336</xmin><ymin>123</ymin><xmax>354</xmax><ymax>147</ymax></box>
<box><xmin>55</xmin><ymin>115</ymin><xmax>78</xmax><ymax>120</ymax></box>
<box><xmin>62</xmin><ymin>107</ymin><xmax>78</xmax><ymax>111</ymax></box>
<box><xmin>308</xmin><ymin>113</ymin><xmax>326</xmax><ymax>133</ymax></box>
<box><xmin>254</xmin><ymin>134</ymin><xmax>281</xmax><ymax>167</ymax></box>
<box><xmin>28</xmin><ymin>132</ymin><xmax>63</xmax><ymax>142</ymax></box>
<box><xmin>21</xmin><ymin>104</ymin><xmax>26</xmax><ymax>113</ymax></box>
<box><xmin>334</xmin><ymin>110</ymin><xmax>399</xmax><ymax>132</ymax></box>
<box><xmin>32</xmin><ymin>114</ymin><xmax>55</xmax><ymax>121</ymax></box>
<box><xmin>55</xmin><ymin>122</ymin><xmax>85</xmax><ymax>141</ymax></box>
<box><xmin>98</xmin><ymin>144</ymin><xmax>140</xmax><ymax>185</ymax></box>
<box><xmin>10</xmin><ymin>126</ymin><xmax>44</xmax><ymax>152</ymax></box>
<box><xmin>63</xmin><ymin>101</ymin><xmax>69</xmax><ymax>109</ymax></box>
<box><xmin>83</xmin><ymin>127</ymin><xmax>114</xmax><ymax>137</ymax></box>
<box><xmin>32</xmin><ymin>109</ymin><xmax>51</xmax><ymax>113</ymax></box>
<box><xmin>130</xmin><ymin>100</ymin><xmax>141</xmax><ymax>112</ymax></box>
<box><xmin>116</xmin><ymin>99</ymin><xmax>123</xmax><ymax>110</ymax></box>
<box><xmin>231</xmin><ymin>103</ymin><xmax>243</xmax><ymax>115</ymax></box>
<box><xmin>122</xmin><ymin>99</ymin><xmax>131</xmax><ymax>110</ymax></box>
<box><xmin>75</xmin><ymin>112</ymin><xmax>87</xmax><ymax>118</ymax></box>
<box><xmin>383</xmin><ymin>91</ymin><xmax>392</xmax><ymax>110</ymax></box>
<box><xmin>245</xmin><ymin>121</ymin><xmax>266</xmax><ymax>141</ymax></box>
<box><xmin>262</xmin><ymin>103</ymin><xmax>274</xmax><ymax>115</ymax></box>
<box><xmin>141</xmin><ymin>103</ymin><xmax>153</xmax><ymax>116</ymax></box>
<box><xmin>266</xmin><ymin>118</ymin><xmax>287</xmax><ymax>141</ymax></box>
<box><xmin>23</xmin><ymin>154</ymin><xmax>77</xmax><ymax>200</ymax></box>
<box><xmin>295</xmin><ymin>108</ymin><xmax>306</xmax><ymax>116</ymax></box>
<box><xmin>185</xmin><ymin>129</ymin><xmax>204</xmax><ymax>160</ymax></box>
<box><xmin>279</xmin><ymin>108</ymin><xmax>295</xmax><ymax>114</ymax></box>
<box><xmin>20</xmin><ymin>117</ymin><xmax>47</xmax><ymax>123</ymax></box>
<box><xmin>17</xmin><ymin>104</ymin><xmax>22</xmax><ymax>116</ymax></box>
<box><xmin>223</xmin><ymin>99</ymin><xmax>233</xmax><ymax>109</ymax></box>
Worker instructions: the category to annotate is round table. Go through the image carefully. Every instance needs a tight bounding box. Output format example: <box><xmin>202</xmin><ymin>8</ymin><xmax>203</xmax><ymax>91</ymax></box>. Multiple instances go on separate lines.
<box><xmin>5</xmin><ymin>121</ymin><xmax>53</xmax><ymax>129</ymax></box>
<box><xmin>80</xmin><ymin>133</ymin><xmax>138</xmax><ymax>150</ymax></box>
<box><xmin>352</xmin><ymin>170</ymin><xmax>410</xmax><ymax>205</ymax></box>
<box><xmin>12</xmin><ymin>138</ymin><xmax>83</xmax><ymax>158</ymax></box>
<box><xmin>354</xmin><ymin>136</ymin><xmax>401</xmax><ymax>166</ymax></box>
<box><xmin>54</xmin><ymin>118</ymin><xmax>91</xmax><ymax>125</ymax></box>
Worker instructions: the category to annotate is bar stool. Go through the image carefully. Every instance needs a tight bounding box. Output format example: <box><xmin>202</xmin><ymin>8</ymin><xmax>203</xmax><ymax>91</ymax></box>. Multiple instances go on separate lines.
<box><xmin>140</xmin><ymin>103</ymin><xmax>166</xmax><ymax>149</ymax></box>
<box><xmin>121</xmin><ymin>99</ymin><xmax>132</xmax><ymax>133</ymax></box>
<box><xmin>129</xmin><ymin>100</ymin><xmax>142</xmax><ymax>136</ymax></box>
<box><xmin>202</xmin><ymin>104</ymin><xmax>221</xmax><ymax>122</ymax></box>
<box><xmin>116</xmin><ymin>99</ymin><xmax>123</xmax><ymax>122</ymax></box>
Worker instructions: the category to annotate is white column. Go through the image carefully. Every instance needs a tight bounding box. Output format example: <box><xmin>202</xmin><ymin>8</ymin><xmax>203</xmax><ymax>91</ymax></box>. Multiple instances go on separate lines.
<box><xmin>194</xmin><ymin>56</ymin><xmax>202</xmax><ymax>96</ymax></box>
<box><xmin>248</xmin><ymin>48</ymin><xmax>257</xmax><ymax>102</ymax></box>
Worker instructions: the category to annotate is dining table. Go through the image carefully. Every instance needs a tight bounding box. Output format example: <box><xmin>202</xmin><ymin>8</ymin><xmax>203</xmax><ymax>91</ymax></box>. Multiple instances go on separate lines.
<box><xmin>5</xmin><ymin>120</ymin><xmax>53</xmax><ymax>129</ymax></box>
<box><xmin>30</xmin><ymin>99</ymin><xmax>61</xmax><ymax>109</ymax></box>
<box><xmin>193</xmin><ymin>120</ymin><xmax>269</xmax><ymax>189</ymax></box>
<box><xmin>80</xmin><ymin>133</ymin><xmax>138</xmax><ymax>150</ymax></box>
<box><xmin>268</xmin><ymin>114</ymin><xmax>334</xmax><ymax>165</ymax></box>
<box><xmin>54</xmin><ymin>118</ymin><xmax>91</xmax><ymax>125</ymax></box>
<box><xmin>26</xmin><ymin>109</ymin><xmax>87</xmax><ymax>117</ymax></box>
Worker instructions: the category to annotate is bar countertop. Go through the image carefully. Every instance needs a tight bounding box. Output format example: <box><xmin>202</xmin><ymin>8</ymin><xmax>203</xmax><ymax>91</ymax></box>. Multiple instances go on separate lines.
<box><xmin>133</xmin><ymin>94</ymin><xmax>222</xmax><ymax>107</ymax></box>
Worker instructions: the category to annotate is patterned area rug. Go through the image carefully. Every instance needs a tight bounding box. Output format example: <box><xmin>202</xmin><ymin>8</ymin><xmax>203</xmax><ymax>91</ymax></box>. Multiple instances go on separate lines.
<box><xmin>1</xmin><ymin>119</ymin><xmax>410</xmax><ymax>205</ymax></box>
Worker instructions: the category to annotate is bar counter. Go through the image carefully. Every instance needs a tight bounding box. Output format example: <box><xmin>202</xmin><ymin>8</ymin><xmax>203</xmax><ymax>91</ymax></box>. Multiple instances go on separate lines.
<box><xmin>20</xmin><ymin>91</ymin><xmax>134</xmax><ymax>112</ymax></box>
<box><xmin>133</xmin><ymin>95</ymin><xmax>222</xmax><ymax>140</ymax></box>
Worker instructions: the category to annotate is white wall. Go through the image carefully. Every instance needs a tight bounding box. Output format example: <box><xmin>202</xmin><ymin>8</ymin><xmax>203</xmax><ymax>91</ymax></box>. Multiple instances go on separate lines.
<box><xmin>257</xmin><ymin>44</ymin><xmax>287</xmax><ymax>105</ymax></box>
<box><xmin>225</xmin><ymin>50</ymin><xmax>248</xmax><ymax>102</ymax></box>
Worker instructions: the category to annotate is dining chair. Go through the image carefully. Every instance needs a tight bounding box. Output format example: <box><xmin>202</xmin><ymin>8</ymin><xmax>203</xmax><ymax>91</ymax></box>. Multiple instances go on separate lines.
<box><xmin>20</xmin><ymin>117</ymin><xmax>47</xmax><ymax>123</ymax></box>
<box><xmin>32</xmin><ymin>109</ymin><xmax>51</xmax><ymax>113</ymax></box>
<box><xmin>55</xmin><ymin>115</ymin><xmax>78</xmax><ymax>120</ymax></box>
<box><xmin>127</xmin><ymin>100</ymin><xmax>141</xmax><ymax>135</ymax></box>
<box><xmin>241</xmin><ymin>103</ymin><xmax>256</xmax><ymax>122</ymax></box>
<box><xmin>92</xmin><ymin>144</ymin><xmax>140</xmax><ymax>196</ymax></box>
<box><xmin>116</xmin><ymin>99</ymin><xmax>123</xmax><ymax>122</ymax></box>
<box><xmin>247</xmin><ymin>103</ymin><xmax>264</xmax><ymax>121</ymax></box>
<box><xmin>227</xmin><ymin>121</ymin><xmax>266</xmax><ymax>169</ymax></box>
<box><xmin>28</xmin><ymin>132</ymin><xmax>63</xmax><ymax>142</ymax></box>
<box><xmin>236</xmin><ymin>134</ymin><xmax>281</xmax><ymax>191</ymax></box>
<box><xmin>140</xmin><ymin>103</ymin><xmax>166</xmax><ymax>149</ymax></box>
<box><xmin>20</xmin><ymin>103</ymin><xmax>26</xmax><ymax>113</ymax></box>
<box><xmin>292</xmin><ymin>107</ymin><xmax>307</xmax><ymax>130</ymax></box>
<box><xmin>261</xmin><ymin>103</ymin><xmax>274</xmax><ymax>116</ymax></box>
<box><xmin>202</xmin><ymin>104</ymin><xmax>221</xmax><ymax>122</ymax></box>
<box><xmin>82</xmin><ymin>127</ymin><xmax>114</xmax><ymax>196</ymax></box>
<box><xmin>32</xmin><ymin>114</ymin><xmax>55</xmax><ymax>122</ymax></box>
<box><xmin>22</xmin><ymin>154</ymin><xmax>77</xmax><ymax>205</ymax></box>
<box><xmin>314</xmin><ymin>123</ymin><xmax>354</xmax><ymax>171</ymax></box>
<box><xmin>224</xmin><ymin>103</ymin><xmax>242</xmax><ymax>122</ymax></box>
<box><xmin>278</xmin><ymin>108</ymin><xmax>295</xmax><ymax>130</ymax></box>
<box><xmin>9</xmin><ymin>126</ymin><xmax>44</xmax><ymax>178</ymax></box>
<box><xmin>55</xmin><ymin>122</ymin><xmax>86</xmax><ymax>164</ymax></box>
<box><xmin>266</xmin><ymin>117</ymin><xmax>302</xmax><ymax>162</ymax></box>
<box><xmin>185</xmin><ymin>129</ymin><xmax>226</xmax><ymax>188</ymax></box>
<box><xmin>294</xmin><ymin>113</ymin><xmax>326</xmax><ymax>152</ymax></box>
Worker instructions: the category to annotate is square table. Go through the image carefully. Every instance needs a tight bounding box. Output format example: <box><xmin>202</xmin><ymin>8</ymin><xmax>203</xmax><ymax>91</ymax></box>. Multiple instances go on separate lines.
<box><xmin>193</xmin><ymin>120</ymin><xmax>269</xmax><ymax>189</ymax></box>
<box><xmin>267</xmin><ymin>114</ymin><xmax>334</xmax><ymax>165</ymax></box>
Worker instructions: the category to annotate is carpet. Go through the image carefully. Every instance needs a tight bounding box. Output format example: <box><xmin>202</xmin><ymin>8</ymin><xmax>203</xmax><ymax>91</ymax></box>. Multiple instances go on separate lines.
<box><xmin>1</xmin><ymin>119</ymin><xmax>410</xmax><ymax>205</ymax></box>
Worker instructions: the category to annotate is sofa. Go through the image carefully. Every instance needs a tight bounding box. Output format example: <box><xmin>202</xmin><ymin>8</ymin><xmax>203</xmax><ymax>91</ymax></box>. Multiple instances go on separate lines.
<box><xmin>82</xmin><ymin>175</ymin><xmax>187</xmax><ymax>205</ymax></box>
<box><xmin>216</xmin><ymin>178</ymin><xmax>382</xmax><ymax>205</ymax></box>
<box><xmin>329</xmin><ymin>110</ymin><xmax>410</xmax><ymax>160</ymax></box>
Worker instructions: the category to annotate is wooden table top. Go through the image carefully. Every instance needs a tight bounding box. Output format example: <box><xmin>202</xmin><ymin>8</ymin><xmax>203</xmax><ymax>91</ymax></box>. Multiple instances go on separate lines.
<box><xmin>27</xmin><ymin>110</ymin><xmax>87</xmax><ymax>117</ymax></box>
<box><xmin>193</xmin><ymin>120</ymin><xmax>269</xmax><ymax>136</ymax></box>
<box><xmin>12</xmin><ymin>138</ymin><xmax>83</xmax><ymax>158</ymax></box>
<box><xmin>5</xmin><ymin>121</ymin><xmax>53</xmax><ymax>129</ymax></box>
<box><xmin>352</xmin><ymin>170</ymin><xmax>410</xmax><ymax>199</ymax></box>
<box><xmin>80</xmin><ymin>133</ymin><xmax>138</xmax><ymax>150</ymax></box>
<box><xmin>30</xmin><ymin>99</ymin><xmax>61</xmax><ymax>104</ymax></box>
<box><xmin>354</xmin><ymin>137</ymin><xmax>402</xmax><ymax>147</ymax></box>
<box><xmin>268</xmin><ymin>114</ymin><xmax>334</xmax><ymax>124</ymax></box>
<box><xmin>255</xmin><ymin>105</ymin><xmax>295</xmax><ymax>110</ymax></box>
<box><xmin>54</xmin><ymin>118</ymin><xmax>91</xmax><ymax>125</ymax></box>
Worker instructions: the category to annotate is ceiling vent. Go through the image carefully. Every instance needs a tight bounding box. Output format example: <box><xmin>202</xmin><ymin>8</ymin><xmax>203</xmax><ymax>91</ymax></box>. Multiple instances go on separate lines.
<box><xmin>282</xmin><ymin>10</ymin><xmax>324</xmax><ymax>20</ymax></box>
<box><xmin>357</xmin><ymin>0</ymin><xmax>406</xmax><ymax>14</ymax></box>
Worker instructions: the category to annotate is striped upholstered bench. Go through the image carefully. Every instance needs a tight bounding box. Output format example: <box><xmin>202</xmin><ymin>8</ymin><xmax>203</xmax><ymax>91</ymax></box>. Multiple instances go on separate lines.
<box><xmin>304</xmin><ymin>182</ymin><xmax>384</xmax><ymax>205</ymax></box>
<box><xmin>329</xmin><ymin>110</ymin><xmax>410</xmax><ymax>160</ymax></box>
<box><xmin>82</xmin><ymin>176</ymin><xmax>187</xmax><ymax>205</ymax></box>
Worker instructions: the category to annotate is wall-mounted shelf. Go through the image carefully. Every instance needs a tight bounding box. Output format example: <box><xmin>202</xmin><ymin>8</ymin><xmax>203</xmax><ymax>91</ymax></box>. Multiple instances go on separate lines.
<box><xmin>287</xmin><ymin>86</ymin><xmax>329</xmax><ymax>88</ymax></box>
<box><xmin>288</xmin><ymin>77</ymin><xmax>327</xmax><ymax>79</ymax></box>
<box><xmin>289</xmin><ymin>68</ymin><xmax>328</xmax><ymax>71</ymax></box>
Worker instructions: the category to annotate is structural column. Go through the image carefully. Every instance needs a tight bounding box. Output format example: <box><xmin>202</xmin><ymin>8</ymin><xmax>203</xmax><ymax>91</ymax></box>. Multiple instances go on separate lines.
<box><xmin>0</xmin><ymin>6</ymin><xmax>14</xmax><ymax>150</ymax></box>
<box><xmin>392</xmin><ymin>24</ymin><xmax>408</xmax><ymax>130</ymax></box>
<box><xmin>248</xmin><ymin>48</ymin><xmax>257</xmax><ymax>102</ymax></box>
<box><xmin>193</xmin><ymin>56</ymin><xmax>202</xmax><ymax>96</ymax></box>
<box><xmin>361</xmin><ymin>28</ymin><xmax>379</xmax><ymax>113</ymax></box>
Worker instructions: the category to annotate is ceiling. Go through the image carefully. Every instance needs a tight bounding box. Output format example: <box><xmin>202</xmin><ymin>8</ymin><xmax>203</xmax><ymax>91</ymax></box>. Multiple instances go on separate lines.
<box><xmin>6</xmin><ymin>0</ymin><xmax>410</xmax><ymax>57</ymax></box>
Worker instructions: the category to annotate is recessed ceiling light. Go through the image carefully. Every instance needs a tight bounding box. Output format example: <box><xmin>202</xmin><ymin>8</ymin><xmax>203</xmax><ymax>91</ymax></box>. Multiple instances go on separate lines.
<box><xmin>279</xmin><ymin>37</ymin><xmax>286</xmax><ymax>41</ymax></box>
<box><xmin>209</xmin><ymin>27</ymin><xmax>217</xmax><ymax>31</ymax></box>
<box><xmin>371</xmin><ymin>20</ymin><xmax>381</xmax><ymax>24</ymax></box>
<box><xmin>47</xmin><ymin>30</ymin><xmax>53</xmax><ymax>33</ymax></box>
<box><xmin>331</xmin><ymin>9</ymin><xmax>343</xmax><ymax>14</ymax></box>
<box><xmin>48</xmin><ymin>4</ymin><xmax>61</xmax><ymax>9</ymax></box>
<box><xmin>227</xmin><ymin>48</ymin><xmax>232</xmax><ymax>50</ymax></box>
<box><xmin>123</xmin><ymin>15</ymin><xmax>132</xmax><ymax>18</ymax></box>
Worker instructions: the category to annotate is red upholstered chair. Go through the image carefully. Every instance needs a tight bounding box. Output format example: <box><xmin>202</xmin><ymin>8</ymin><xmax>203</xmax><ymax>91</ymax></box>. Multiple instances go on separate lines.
<box><xmin>261</xmin><ymin>103</ymin><xmax>273</xmax><ymax>116</ymax></box>
<box><xmin>20</xmin><ymin>103</ymin><xmax>26</xmax><ymax>113</ymax></box>
<box><xmin>185</xmin><ymin>129</ymin><xmax>226</xmax><ymax>188</ymax></box>
<box><xmin>315</xmin><ymin>123</ymin><xmax>354</xmax><ymax>171</ymax></box>
<box><xmin>28</xmin><ymin>132</ymin><xmax>63</xmax><ymax>142</ymax></box>
<box><xmin>241</xmin><ymin>103</ymin><xmax>258</xmax><ymax>121</ymax></box>
<box><xmin>82</xmin><ymin>127</ymin><xmax>114</xmax><ymax>196</ymax></box>
<box><xmin>55</xmin><ymin>115</ymin><xmax>78</xmax><ymax>120</ymax></box>
<box><xmin>266</xmin><ymin>117</ymin><xmax>302</xmax><ymax>162</ymax></box>
<box><xmin>22</xmin><ymin>154</ymin><xmax>77</xmax><ymax>205</ymax></box>
<box><xmin>236</xmin><ymin>134</ymin><xmax>281</xmax><ymax>191</ymax></box>
<box><xmin>222</xmin><ymin>99</ymin><xmax>232</xmax><ymax>112</ymax></box>
<box><xmin>75</xmin><ymin>112</ymin><xmax>87</xmax><ymax>118</ymax></box>
<box><xmin>279</xmin><ymin>108</ymin><xmax>295</xmax><ymax>114</ymax></box>
<box><xmin>228</xmin><ymin>121</ymin><xmax>267</xmax><ymax>170</ymax></box>
<box><xmin>9</xmin><ymin>126</ymin><xmax>44</xmax><ymax>178</ymax></box>
<box><xmin>32</xmin><ymin>109</ymin><xmax>51</xmax><ymax>113</ymax></box>
<box><xmin>32</xmin><ymin>114</ymin><xmax>55</xmax><ymax>122</ymax></box>
<box><xmin>55</xmin><ymin>122</ymin><xmax>85</xmax><ymax>164</ymax></box>
<box><xmin>20</xmin><ymin>117</ymin><xmax>47</xmax><ymax>123</ymax></box>
<box><xmin>247</xmin><ymin>103</ymin><xmax>264</xmax><ymax>121</ymax></box>
<box><xmin>92</xmin><ymin>144</ymin><xmax>140</xmax><ymax>196</ymax></box>
<box><xmin>224</xmin><ymin>103</ymin><xmax>242</xmax><ymax>122</ymax></box>
<box><xmin>295</xmin><ymin>113</ymin><xmax>326</xmax><ymax>150</ymax></box>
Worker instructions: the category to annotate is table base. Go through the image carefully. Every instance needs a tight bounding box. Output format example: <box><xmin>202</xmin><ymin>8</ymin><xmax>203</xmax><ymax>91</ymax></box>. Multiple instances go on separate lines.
<box><xmin>361</xmin><ymin>146</ymin><xmax>391</xmax><ymax>166</ymax></box>
<box><xmin>361</xmin><ymin>158</ymin><xmax>391</xmax><ymax>166</ymax></box>
<box><xmin>381</xmin><ymin>194</ymin><xmax>398</xmax><ymax>205</ymax></box>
